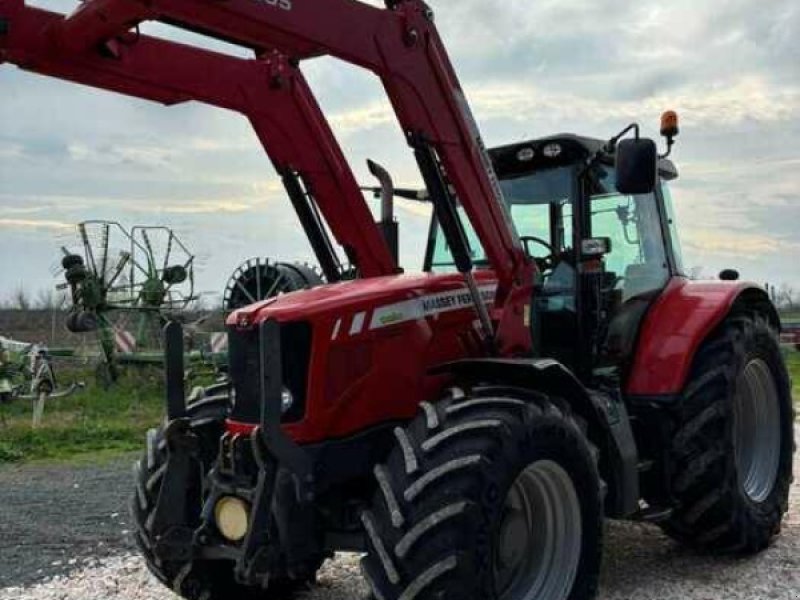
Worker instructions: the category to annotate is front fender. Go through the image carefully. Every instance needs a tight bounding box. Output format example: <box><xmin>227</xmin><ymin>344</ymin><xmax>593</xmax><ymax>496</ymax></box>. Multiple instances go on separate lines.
<box><xmin>626</xmin><ymin>277</ymin><xmax>778</xmax><ymax>396</ymax></box>
<box><xmin>432</xmin><ymin>358</ymin><xmax>640</xmax><ymax>517</ymax></box>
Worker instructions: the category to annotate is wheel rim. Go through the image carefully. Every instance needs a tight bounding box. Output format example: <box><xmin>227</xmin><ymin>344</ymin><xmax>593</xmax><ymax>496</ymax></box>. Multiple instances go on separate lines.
<box><xmin>734</xmin><ymin>358</ymin><xmax>782</xmax><ymax>503</ymax></box>
<box><xmin>493</xmin><ymin>460</ymin><xmax>582</xmax><ymax>600</ymax></box>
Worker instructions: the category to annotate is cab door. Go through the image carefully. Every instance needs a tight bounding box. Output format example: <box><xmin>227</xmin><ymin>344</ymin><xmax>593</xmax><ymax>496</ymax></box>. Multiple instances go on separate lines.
<box><xmin>580</xmin><ymin>167</ymin><xmax>676</xmax><ymax>372</ymax></box>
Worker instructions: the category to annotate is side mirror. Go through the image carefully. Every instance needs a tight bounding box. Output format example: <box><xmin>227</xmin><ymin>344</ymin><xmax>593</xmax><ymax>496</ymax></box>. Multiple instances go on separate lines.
<box><xmin>615</xmin><ymin>137</ymin><xmax>657</xmax><ymax>195</ymax></box>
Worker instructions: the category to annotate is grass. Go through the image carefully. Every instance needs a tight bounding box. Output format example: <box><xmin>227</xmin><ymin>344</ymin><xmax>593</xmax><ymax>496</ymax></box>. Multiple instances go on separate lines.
<box><xmin>787</xmin><ymin>349</ymin><xmax>800</xmax><ymax>414</ymax></box>
<box><xmin>0</xmin><ymin>350</ymin><xmax>797</xmax><ymax>467</ymax></box>
<box><xmin>0</xmin><ymin>367</ymin><xmax>165</xmax><ymax>465</ymax></box>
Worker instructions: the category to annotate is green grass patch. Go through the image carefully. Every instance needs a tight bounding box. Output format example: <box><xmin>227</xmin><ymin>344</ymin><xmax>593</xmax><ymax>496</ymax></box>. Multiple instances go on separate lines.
<box><xmin>0</xmin><ymin>367</ymin><xmax>165</xmax><ymax>465</ymax></box>
<box><xmin>786</xmin><ymin>349</ymin><xmax>800</xmax><ymax>413</ymax></box>
<box><xmin>1</xmin><ymin>352</ymin><xmax>797</xmax><ymax>466</ymax></box>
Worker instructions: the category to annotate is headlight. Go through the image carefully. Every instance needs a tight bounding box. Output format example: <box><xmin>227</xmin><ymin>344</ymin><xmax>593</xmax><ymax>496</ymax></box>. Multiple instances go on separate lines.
<box><xmin>214</xmin><ymin>496</ymin><xmax>250</xmax><ymax>542</ymax></box>
<box><xmin>281</xmin><ymin>387</ymin><xmax>294</xmax><ymax>414</ymax></box>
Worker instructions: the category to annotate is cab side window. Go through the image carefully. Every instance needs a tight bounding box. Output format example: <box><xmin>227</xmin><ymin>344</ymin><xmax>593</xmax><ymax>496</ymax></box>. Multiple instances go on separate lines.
<box><xmin>590</xmin><ymin>190</ymin><xmax>669</xmax><ymax>303</ymax></box>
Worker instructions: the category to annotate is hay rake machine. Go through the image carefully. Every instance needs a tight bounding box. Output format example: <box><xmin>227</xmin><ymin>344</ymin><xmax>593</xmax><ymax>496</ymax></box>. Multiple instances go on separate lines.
<box><xmin>58</xmin><ymin>220</ymin><xmax>196</xmax><ymax>383</ymax></box>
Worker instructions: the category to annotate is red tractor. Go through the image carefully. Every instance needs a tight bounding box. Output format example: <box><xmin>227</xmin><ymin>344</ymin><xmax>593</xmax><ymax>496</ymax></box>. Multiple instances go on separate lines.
<box><xmin>1</xmin><ymin>2</ymin><xmax>793</xmax><ymax>600</ymax></box>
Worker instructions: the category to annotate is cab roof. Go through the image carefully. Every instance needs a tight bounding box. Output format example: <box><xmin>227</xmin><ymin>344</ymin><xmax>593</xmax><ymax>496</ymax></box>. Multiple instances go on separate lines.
<box><xmin>490</xmin><ymin>133</ymin><xmax>678</xmax><ymax>181</ymax></box>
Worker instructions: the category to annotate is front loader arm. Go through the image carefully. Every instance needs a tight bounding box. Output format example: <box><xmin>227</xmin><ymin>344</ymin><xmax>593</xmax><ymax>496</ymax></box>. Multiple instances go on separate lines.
<box><xmin>0</xmin><ymin>1</ymin><xmax>396</xmax><ymax>279</ymax></box>
<box><xmin>1</xmin><ymin>0</ymin><xmax>533</xmax><ymax>351</ymax></box>
<box><xmin>56</xmin><ymin>0</ymin><xmax>527</xmax><ymax>283</ymax></box>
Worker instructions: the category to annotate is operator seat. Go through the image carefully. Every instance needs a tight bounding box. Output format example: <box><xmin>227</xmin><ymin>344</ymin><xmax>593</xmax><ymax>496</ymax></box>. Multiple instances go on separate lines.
<box><xmin>602</xmin><ymin>264</ymin><xmax>668</xmax><ymax>365</ymax></box>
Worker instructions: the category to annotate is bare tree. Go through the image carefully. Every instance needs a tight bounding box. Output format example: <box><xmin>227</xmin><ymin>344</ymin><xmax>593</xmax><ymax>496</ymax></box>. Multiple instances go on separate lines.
<box><xmin>11</xmin><ymin>287</ymin><xmax>31</xmax><ymax>311</ymax></box>
<box><xmin>775</xmin><ymin>284</ymin><xmax>797</xmax><ymax>312</ymax></box>
<box><xmin>34</xmin><ymin>289</ymin><xmax>69</xmax><ymax>310</ymax></box>
<box><xmin>35</xmin><ymin>289</ymin><xmax>53</xmax><ymax>310</ymax></box>
<box><xmin>187</xmin><ymin>295</ymin><xmax>209</xmax><ymax>313</ymax></box>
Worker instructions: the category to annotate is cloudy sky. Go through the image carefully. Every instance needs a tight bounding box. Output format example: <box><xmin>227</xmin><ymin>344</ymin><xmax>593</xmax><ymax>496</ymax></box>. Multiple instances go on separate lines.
<box><xmin>1</xmin><ymin>0</ymin><xmax>798</xmax><ymax>305</ymax></box>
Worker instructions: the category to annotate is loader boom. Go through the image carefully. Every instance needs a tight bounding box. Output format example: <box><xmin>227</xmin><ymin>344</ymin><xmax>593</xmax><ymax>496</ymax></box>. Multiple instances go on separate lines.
<box><xmin>0</xmin><ymin>0</ymin><xmax>532</xmax><ymax>350</ymax></box>
<box><xmin>0</xmin><ymin>1</ymin><xmax>394</xmax><ymax>280</ymax></box>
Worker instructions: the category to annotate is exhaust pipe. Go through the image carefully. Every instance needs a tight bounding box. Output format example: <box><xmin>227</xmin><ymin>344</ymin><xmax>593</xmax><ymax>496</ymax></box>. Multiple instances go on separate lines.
<box><xmin>367</xmin><ymin>159</ymin><xmax>400</xmax><ymax>268</ymax></box>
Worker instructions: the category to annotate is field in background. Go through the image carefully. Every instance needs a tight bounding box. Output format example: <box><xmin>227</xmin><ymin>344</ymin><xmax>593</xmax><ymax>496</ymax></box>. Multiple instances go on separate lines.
<box><xmin>1</xmin><ymin>350</ymin><xmax>798</xmax><ymax>466</ymax></box>
<box><xmin>0</xmin><ymin>368</ymin><xmax>164</xmax><ymax>464</ymax></box>
<box><xmin>788</xmin><ymin>349</ymin><xmax>800</xmax><ymax>412</ymax></box>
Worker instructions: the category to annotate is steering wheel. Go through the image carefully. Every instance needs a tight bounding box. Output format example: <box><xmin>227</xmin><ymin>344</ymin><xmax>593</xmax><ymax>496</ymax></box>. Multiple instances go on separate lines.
<box><xmin>520</xmin><ymin>236</ymin><xmax>557</xmax><ymax>272</ymax></box>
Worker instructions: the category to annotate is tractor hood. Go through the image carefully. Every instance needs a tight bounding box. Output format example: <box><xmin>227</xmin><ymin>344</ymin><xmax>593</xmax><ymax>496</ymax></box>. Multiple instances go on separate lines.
<box><xmin>227</xmin><ymin>272</ymin><xmax>498</xmax><ymax>330</ymax></box>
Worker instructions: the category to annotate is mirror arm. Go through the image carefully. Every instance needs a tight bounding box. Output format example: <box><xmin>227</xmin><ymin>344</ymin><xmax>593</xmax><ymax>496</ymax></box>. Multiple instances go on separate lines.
<box><xmin>581</xmin><ymin>123</ymin><xmax>641</xmax><ymax>177</ymax></box>
<box><xmin>605</xmin><ymin>123</ymin><xmax>641</xmax><ymax>152</ymax></box>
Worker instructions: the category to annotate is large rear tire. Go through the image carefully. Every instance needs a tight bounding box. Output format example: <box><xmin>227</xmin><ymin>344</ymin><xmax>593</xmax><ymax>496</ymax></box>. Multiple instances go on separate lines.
<box><xmin>361</xmin><ymin>386</ymin><xmax>604</xmax><ymax>600</ymax></box>
<box><xmin>662</xmin><ymin>312</ymin><xmax>794</xmax><ymax>553</ymax></box>
<box><xmin>131</xmin><ymin>396</ymin><xmax>320</xmax><ymax>599</ymax></box>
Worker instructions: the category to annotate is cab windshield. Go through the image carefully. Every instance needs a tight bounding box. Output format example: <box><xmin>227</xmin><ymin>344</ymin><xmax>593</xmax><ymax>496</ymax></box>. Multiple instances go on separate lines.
<box><xmin>429</xmin><ymin>166</ymin><xmax>573</xmax><ymax>270</ymax></box>
<box><xmin>428</xmin><ymin>164</ymin><xmax>672</xmax><ymax>303</ymax></box>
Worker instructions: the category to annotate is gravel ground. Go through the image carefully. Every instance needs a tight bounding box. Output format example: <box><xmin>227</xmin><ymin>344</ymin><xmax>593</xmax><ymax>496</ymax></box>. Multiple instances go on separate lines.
<box><xmin>1</xmin><ymin>431</ymin><xmax>798</xmax><ymax>600</ymax></box>
<box><xmin>0</xmin><ymin>456</ymin><xmax>137</xmax><ymax>588</ymax></box>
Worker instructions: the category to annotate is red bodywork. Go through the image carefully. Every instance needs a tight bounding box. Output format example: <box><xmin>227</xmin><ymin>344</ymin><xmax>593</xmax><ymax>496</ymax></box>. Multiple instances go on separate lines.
<box><xmin>228</xmin><ymin>271</ymin><xmax>502</xmax><ymax>443</ymax></box>
<box><xmin>627</xmin><ymin>277</ymin><xmax>764</xmax><ymax>396</ymax></box>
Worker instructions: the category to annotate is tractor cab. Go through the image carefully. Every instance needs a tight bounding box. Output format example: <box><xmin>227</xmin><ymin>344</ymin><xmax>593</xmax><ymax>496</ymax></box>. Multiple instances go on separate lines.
<box><xmin>425</xmin><ymin>128</ymin><xmax>684</xmax><ymax>381</ymax></box>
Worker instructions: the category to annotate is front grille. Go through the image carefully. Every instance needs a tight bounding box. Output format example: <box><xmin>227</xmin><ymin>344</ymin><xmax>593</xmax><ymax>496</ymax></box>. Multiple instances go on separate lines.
<box><xmin>228</xmin><ymin>321</ymin><xmax>312</xmax><ymax>424</ymax></box>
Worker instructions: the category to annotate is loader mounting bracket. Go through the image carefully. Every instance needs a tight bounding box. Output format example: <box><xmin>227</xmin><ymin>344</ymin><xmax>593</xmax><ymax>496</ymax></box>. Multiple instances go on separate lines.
<box><xmin>148</xmin><ymin>418</ymin><xmax>202</xmax><ymax>561</ymax></box>
<box><xmin>257</xmin><ymin>319</ymin><xmax>315</xmax><ymax>503</ymax></box>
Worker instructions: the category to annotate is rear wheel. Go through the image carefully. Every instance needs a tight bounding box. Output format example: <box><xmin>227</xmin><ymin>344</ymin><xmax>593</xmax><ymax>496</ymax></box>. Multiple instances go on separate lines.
<box><xmin>663</xmin><ymin>312</ymin><xmax>794</xmax><ymax>553</ymax></box>
<box><xmin>131</xmin><ymin>396</ymin><xmax>320</xmax><ymax>599</ymax></box>
<box><xmin>361</xmin><ymin>386</ymin><xmax>603</xmax><ymax>600</ymax></box>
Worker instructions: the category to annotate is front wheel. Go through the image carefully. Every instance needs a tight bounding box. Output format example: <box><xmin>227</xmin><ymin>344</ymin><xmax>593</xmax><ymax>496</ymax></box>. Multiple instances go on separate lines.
<box><xmin>663</xmin><ymin>311</ymin><xmax>794</xmax><ymax>553</ymax></box>
<box><xmin>361</xmin><ymin>386</ymin><xmax>604</xmax><ymax>600</ymax></box>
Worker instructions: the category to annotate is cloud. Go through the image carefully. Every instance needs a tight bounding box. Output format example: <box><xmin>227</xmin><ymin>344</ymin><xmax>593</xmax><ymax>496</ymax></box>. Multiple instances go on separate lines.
<box><xmin>0</xmin><ymin>218</ymin><xmax>73</xmax><ymax>231</ymax></box>
<box><xmin>320</xmin><ymin>76</ymin><xmax>798</xmax><ymax>142</ymax></box>
<box><xmin>1</xmin><ymin>0</ymin><xmax>799</xmax><ymax>294</ymax></box>
<box><xmin>329</xmin><ymin>103</ymin><xmax>396</xmax><ymax>135</ymax></box>
<box><xmin>470</xmin><ymin>77</ymin><xmax>798</xmax><ymax>127</ymax></box>
<box><xmin>1</xmin><ymin>205</ymin><xmax>48</xmax><ymax>216</ymax></box>
<box><xmin>67</xmin><ymin>142</ymin><xmax>178</xmax><ymax>170</ymax></box>
<box><xmin>125</xmin><ymin>199</ymin><xmax>263</xmax><ymax>215</ymax></box>
<box><xmin>682</xmin><ymin>228</ymin><xmax>800</xmax><ymax>259</ymax></box>
<box><xmin>0</xmin><ymin>142</ymin><xmax>24</xmax><ymax>159</ymax></box>
<box><xmin>681</xmin><ymin>157</ymin><xmax>800</xmax><ymax>179</ymax></box>
<box><xmin>395</xmin><ymin>199</ymin><xmax>433</xmax><ymax>219</ymax></box>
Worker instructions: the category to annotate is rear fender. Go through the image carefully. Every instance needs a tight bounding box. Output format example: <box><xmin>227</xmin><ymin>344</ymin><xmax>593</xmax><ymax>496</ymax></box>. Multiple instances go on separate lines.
<box><xmin>433</xmin><ymin>358</ymin><xmax>640</xmax><ymax>517</ymax></box>
<box><xmin>627</xmin><ymin>278</ymin><xmax>779</xmax><ymax>396</ymax></box>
